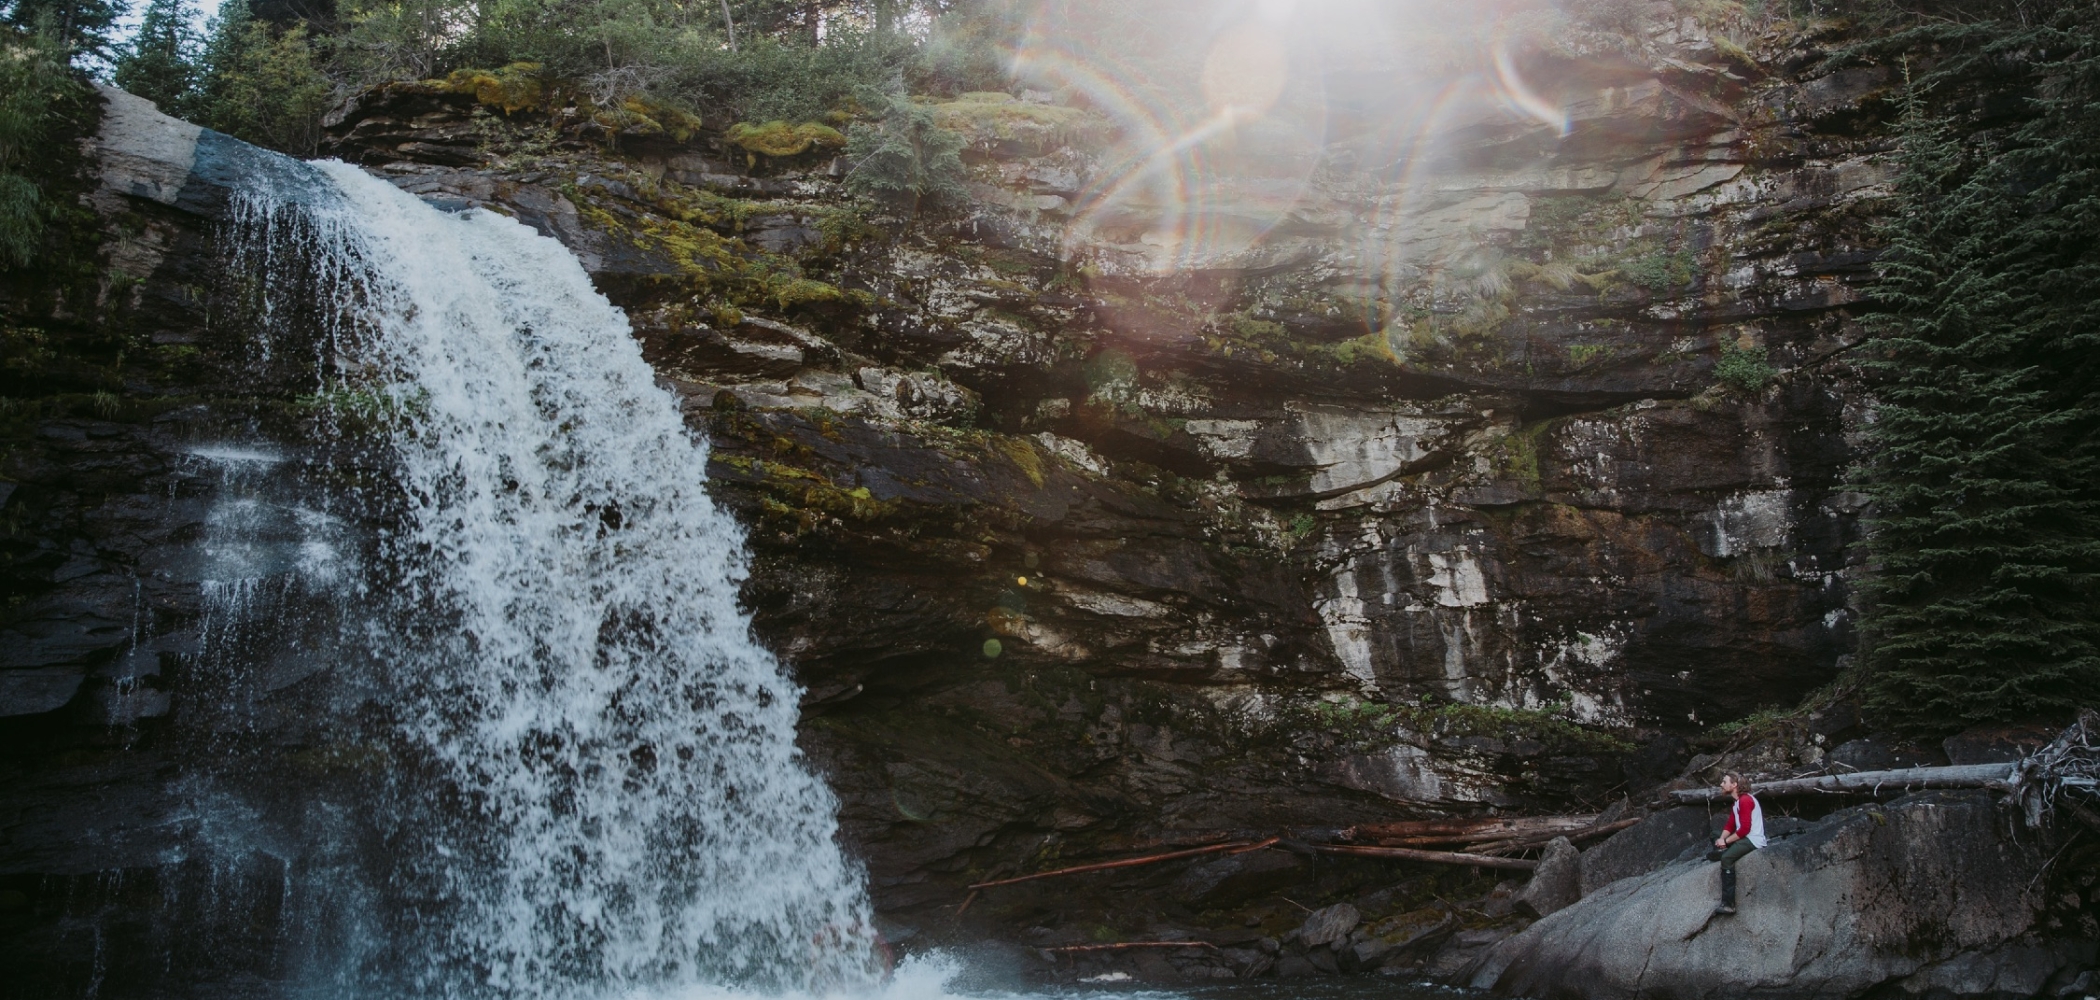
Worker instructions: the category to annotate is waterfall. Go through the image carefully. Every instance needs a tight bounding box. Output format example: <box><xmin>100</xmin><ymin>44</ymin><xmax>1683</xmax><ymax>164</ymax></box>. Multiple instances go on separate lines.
<box><xmin>210</xmin><ymin>160</ymin><xmax>879</xmax><ymax>998</ymax></box>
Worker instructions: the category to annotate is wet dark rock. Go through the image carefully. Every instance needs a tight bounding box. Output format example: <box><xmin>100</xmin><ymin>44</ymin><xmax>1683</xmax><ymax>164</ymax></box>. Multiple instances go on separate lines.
<box><xmin>1171</xmin><ymin>850</ymin><xmax>1308</xmax><ymax>910</ymax></box>
<box><xmin>1295</xmin><ymin>903</ymin><xmax>1361</xmax><ymax>948</ymax></box>
<box><xmin>1349</xmin><ymin>906</ymin><xmax>1456</xmax><ymax>969</ymax></box>
<box><xmin>1885</xmin><ymin>938</ymin><xmax>2096</xmax><ymax>1000</ymax></box>
<box><xmin>1828</xmin><ymin>737</ymin><xmax>1897</xmax><ymax>773</ymax></box>
<box><xmin>1943</xmin><ymin>724</ymin><xmax>2061</xmax><ymax>766</ymax></box>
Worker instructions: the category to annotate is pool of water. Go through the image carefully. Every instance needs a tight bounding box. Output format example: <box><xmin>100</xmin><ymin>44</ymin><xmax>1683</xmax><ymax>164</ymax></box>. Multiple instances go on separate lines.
<box><xmin>636</xmin><ymin>954</ymin><xmax>1498</xmax><ymax>1000</ymax></box>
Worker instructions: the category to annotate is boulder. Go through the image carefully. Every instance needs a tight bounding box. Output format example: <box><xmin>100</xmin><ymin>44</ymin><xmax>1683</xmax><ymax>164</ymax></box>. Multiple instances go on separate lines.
<box><xmin>1514</xmin><ymin>837</ymin><xmax>1580</xmax><ymax>917</ymax></box>
<box><xmin>1943</xmin><ymin>724</ymin><xmax>2059</xmax><ymax>766</ymax></box>
<box><xmin>1886</xmin><ymin>939</ymin><xmax>2097</xmax><ymax>1000</ymax></box>
<box><xmin>1579</xmin><ymin>807</ymin><xmax>1712</xmax><ymax>897</ymax></box>
<box><xmin>1171</xmin><ymin>849</ymin><xmax>1307</xmax><ymax>910</ymax></box>
<box><xmin>1349</xmin><ymin>906</ymin><xmax>1457</xmax><ymax>969</ymax></box>
<box><xmin>1470</xmin><ymin>792</ymin><xmax>2071</xmax><ymax>1000</ymax></box>
<box><xmin>1295</xmin><ymin>903</ymin><xmax>1360</xmax><ymax>948</ymax></box>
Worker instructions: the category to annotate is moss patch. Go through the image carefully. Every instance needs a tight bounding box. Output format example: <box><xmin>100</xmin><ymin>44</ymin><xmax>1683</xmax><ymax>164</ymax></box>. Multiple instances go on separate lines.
<box><xmin>726</xmin><ymin>120</ymin><xmax>847</xmax><ymax>161</ymax></box>
<box><xmin>436</xmin><ymin>63</ymin><xmax>547</xmax><ymax>114</ymax></box>
<box><xmin>925</xmin><ymin>92</ymin><xmax>1107</xmax><ymax>150</ymax></box>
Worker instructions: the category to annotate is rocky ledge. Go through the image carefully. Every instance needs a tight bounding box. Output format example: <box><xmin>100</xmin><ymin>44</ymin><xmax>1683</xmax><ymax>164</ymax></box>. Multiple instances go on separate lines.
<box><xmin>1472</xmin><ymin>791</ymin><xmax>2095</xmax><ymax>1000</ymax></box>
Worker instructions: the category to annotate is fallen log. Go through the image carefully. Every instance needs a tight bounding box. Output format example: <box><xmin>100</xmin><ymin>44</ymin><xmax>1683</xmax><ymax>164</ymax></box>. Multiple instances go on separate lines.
<box><xmin>1670</xmin><ymin>763</ymin><xmax>2015</xmax><ymax>804</ymax></box>
<box><xmin>1467</xmin><ymin>817</ymin><xmax>1643</xmax><ymax>855</ymax></box>
<box><xmin>1307</xmin><ymin>843</ymin><xmax>1539</xmax><ymax>871</ymax></box>
<box><xmin>1349</xmin><ymin>815</ymin><xmax>1596</xmax><ymax>845</ymax></box>
<box><xmin>1046</xmin><ymin>941</ymin><xmax>1222</xmax><ymax>955</ymax></box>
<box><xmin>967</xmin><ymin>837</ymin><xmax>1279</xmax><ymax>890</ymax></box>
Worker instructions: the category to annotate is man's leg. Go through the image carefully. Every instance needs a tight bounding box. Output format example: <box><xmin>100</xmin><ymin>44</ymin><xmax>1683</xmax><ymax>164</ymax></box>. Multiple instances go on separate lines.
<box><xmin>1716</xmin><ymin>840</ymin><xmax>1755</xmax><ymax>914</ymax></box>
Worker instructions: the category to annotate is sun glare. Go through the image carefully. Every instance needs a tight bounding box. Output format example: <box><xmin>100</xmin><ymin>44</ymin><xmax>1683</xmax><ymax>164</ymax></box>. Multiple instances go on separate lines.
<box><xmin>1004</xmin><ymin>0</ymin><xmax>1584</xmax><ymax>338</ymax></box>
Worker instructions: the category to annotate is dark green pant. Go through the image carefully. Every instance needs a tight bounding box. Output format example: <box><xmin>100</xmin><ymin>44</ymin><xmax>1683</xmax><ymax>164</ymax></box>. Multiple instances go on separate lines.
<box><xmin>1710</xmin><ymin>839</ymin><xmax>1756</xmax><ymax>870</ymax></box>
<box><xmin>1707</xmin><ymin>840</ymin><xmax>1755</xmax><ymax>909</ymax></box>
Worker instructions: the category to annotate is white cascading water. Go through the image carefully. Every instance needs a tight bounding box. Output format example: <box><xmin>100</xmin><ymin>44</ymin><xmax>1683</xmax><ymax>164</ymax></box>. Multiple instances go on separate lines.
<box><xmin>226</xmin><ymin>160</ymin><xmax>880</xmax><ymax>998</ymax></box>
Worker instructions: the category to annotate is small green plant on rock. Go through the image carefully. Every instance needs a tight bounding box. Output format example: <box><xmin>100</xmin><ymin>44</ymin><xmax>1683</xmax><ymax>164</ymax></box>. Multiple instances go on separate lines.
<box><xmin>1622</xmin><ymin>249</ymin><xmax>1698</xmax><ymax>292</ymax></box>
<box><xmin>1714</xmin><ymin>346</ymin><xmax>1776</xmax><ymax>392</ymax></box>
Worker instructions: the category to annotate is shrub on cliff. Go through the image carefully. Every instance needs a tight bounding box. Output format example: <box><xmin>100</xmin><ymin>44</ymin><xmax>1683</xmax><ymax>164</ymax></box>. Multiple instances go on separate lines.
<box><xmin>843</xmin><ymin>91</ymin><xmax>964</xmax><ymax>215</ymax></box>
<box><xmin>0</xmin><ymin>26</ymin><xmax>83</xmax><ymax>267</ymax></box>
<box><xmin>1856</xmin><ymin>5</ymin><xmax>2100</xmax><ymax>734</ymax></box>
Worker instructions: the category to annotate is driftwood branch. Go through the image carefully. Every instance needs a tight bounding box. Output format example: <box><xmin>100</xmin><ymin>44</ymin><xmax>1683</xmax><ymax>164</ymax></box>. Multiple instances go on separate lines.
<box><xmin>1469</xmin><ymin>816</ymin><xmax>1643</xmax><ymax>855</ymax></box>
<box><xmin>967</xmin><ymin>837</ymin><xmax>1279</xmax><ymax>890</ymax></box>
<box><xmin>1307</xmin><ymin>843</ymin><xmax>1539</xmax><ymax>871</ymax></box>
<box><xmin>1047</xmin><ymin>941</ymin><xmax>1221</xmax><ymax>955</ymax></box>
<box><xmin>1347</xmin><ymin>814</ymin><xmax>1596</xmax><ymax>845</ymax></box>
<box><xmin>1670</xmin><ymin>763</ymin><xmax>2016</xmax><ymax>804</ymax></box>
<box><xmin>2008</xmin><ymin>708</ymin><xmax>2099</xmax><ymax>829</ymax></box>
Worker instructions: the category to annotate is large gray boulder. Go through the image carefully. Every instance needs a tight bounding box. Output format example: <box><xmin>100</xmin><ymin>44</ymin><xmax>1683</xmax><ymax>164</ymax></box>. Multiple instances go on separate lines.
<box><xmin>1469</xmin><ymin>792</ymin><xmax>2075</xmax><ymax>1000</ymax></box>
<box><xmin>1514</xmin><ymin>836</ymin><xmax>1581</xmax><ymax>917</ymax></box>
<box><xmin>1579</xmin><ymin>806</ymin><xmax>1714</xmax><ymax>897</ymax></box>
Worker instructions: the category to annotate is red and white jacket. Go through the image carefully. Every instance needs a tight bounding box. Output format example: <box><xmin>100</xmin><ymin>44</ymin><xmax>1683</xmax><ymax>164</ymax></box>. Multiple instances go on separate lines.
<box><xmin>1724</xmin><ymin>793</ymin><xmax>1767</xmax><ymax>848</ymax></box>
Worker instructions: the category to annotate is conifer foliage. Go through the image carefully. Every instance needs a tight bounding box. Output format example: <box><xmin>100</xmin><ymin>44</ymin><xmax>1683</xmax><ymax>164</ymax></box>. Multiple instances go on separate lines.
<box><xmin>0</xmin><ymin>25</ymin><xmax>80</xmax><ymax>267</ymax></box>
<box><xmin>112</xmin><ymin>0</ymin><xmax>198</xmax><ymax>112</ymax></box>
<box><xmin>1859</xmin><ymin>2</ymin><xmax>2100</xmax><ymax>734</ymax></box>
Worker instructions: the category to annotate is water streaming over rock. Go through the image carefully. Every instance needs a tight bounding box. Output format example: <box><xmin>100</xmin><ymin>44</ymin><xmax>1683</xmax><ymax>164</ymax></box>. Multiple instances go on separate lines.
<box><xmin>204</xmin><ymin>160</ymin><xmax>879</xmax><ymax>998</ymax></box>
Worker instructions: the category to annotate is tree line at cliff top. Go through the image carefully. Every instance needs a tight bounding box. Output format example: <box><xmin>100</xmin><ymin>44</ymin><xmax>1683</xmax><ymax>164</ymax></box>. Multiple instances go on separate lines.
<box><xmin>1</xmin><ymin>0</ymin><xmax>2096</xmax><ymax>738</ymax></box>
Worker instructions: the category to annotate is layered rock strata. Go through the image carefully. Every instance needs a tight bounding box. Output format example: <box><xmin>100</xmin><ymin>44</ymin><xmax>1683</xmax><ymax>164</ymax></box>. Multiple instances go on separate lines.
<box><xmin>0</xmin><ymin>10</ymin><xmax>2021</xmax><ymax>992</ymax></box>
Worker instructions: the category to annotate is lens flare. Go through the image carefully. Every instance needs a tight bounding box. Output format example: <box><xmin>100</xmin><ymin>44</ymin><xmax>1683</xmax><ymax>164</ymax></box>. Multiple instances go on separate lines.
<box><xmin>1201</xmin><ymin>24</ymin><xmax>1289</xmax><ymax>118</ymax></box>
<box><xmin>1006</xmin><ymin>0</ymin><xmax>1618</xmax><ymax>350</ymax></box>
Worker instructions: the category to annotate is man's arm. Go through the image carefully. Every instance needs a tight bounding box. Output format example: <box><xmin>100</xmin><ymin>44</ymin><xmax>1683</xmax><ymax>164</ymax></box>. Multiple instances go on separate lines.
<box><xmin>1716</xmin><ymin>797</ymin><xmax>1746</xmax><ymax>846</ymax></box>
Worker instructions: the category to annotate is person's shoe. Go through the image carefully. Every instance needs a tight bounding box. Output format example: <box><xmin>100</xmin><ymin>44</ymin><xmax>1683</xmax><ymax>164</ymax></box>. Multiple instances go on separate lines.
<box><xmin>1713</xmin><ymin>904</ymin><xmax>1737</xmax><ymax>916</ymax></box>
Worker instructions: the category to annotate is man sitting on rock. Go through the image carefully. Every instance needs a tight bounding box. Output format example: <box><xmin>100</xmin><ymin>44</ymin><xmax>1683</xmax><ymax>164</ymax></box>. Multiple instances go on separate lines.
<box><xmin>1705</xmin><ymin>772</ymin><xmax>1765</xmax><ymax>915</ymax></box>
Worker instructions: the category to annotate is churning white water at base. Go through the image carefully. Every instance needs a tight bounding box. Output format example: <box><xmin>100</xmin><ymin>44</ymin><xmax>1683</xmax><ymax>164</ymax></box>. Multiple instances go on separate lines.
<box><xmin>225</xmin><ymin>160</ymin><xmax>879</xmax><ymax>998</ymax></box>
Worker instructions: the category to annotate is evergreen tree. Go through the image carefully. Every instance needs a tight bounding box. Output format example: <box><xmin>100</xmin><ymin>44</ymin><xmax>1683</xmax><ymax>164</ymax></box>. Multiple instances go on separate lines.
<box><xmin>0</xmin><ymin>0</ymin><xmax>126</xmax><ymax>58</ymax></box>
<box><xmin>190</xmin><ymin>0</ymin><xmax>332</xmax><ymax>153</ymax></box>
<box><xmin>0</xmin><ymin>26</ymin><xmax>76</xmax><ymax>266</ymax></box>
<box><xmin>843</xmin><ymin>89</ymin><xmax>963</xmax><ymax>216</ymax></box>
<box><xmin>113</xmin><ymin>0</ymin><xmax>200</xmax><ymax>112</ymax></box>
<box><xmin>1858</xmin><ymin>6</ymin><xmax>2100</xmax><ymax>734</ymax></box>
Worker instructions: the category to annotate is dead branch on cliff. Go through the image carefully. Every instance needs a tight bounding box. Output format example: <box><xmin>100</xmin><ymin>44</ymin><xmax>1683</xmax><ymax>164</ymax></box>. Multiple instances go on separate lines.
<box><xmin>1344</xmin><ymin>814</ymin><xmax>1598</xmax><ymax>846</ymax></box>
<box><xmin>966</xmin><ymin>837</ymin><xmax>1280</xmax><ymax>890</ymax></box>
<box><xmin>1669</xmin><ymin>762</ymin><xmax>2017</xmax><ymax>804</ymax></box>
<box><xmin>1466</xmin><ymin>816</ymin><xmax>1643</xmax><ymax>856</ymax></box>
<box><xmin>1302</xmin><ymin>842</ymin><xmax>1540</xmax><ymax>871</ymax></box>
<box><xmin>2007</xmin><ymin>708</ymin><xmax>2099</xmax><ymax>829</ymax></box>
<box><xmin>1046</xmin><ymin>941</ymin><xmax>1222</xmax><ymax>955</ymax></box>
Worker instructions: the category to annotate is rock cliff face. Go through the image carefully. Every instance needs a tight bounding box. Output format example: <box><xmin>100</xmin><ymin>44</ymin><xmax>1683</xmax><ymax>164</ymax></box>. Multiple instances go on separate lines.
<box><xmin>323</xmin><ymin>15</ymin><xmax>1890</xmax><ymax>929</ymax></box>
<box><xmin>0</xmin><ymin>11</ymin><xmax>1956</xmax><ymax>992</ymax></box>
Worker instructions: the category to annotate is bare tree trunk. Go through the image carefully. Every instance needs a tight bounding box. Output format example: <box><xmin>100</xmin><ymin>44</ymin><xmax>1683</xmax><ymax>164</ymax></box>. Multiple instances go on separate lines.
<box><xmin>717</xmin><ymin>0</ymin><xmax>737</xmax><ymax>51</ymax></box>
<box><xmin>1310</xmin><ymin>843</ymin><xmax>1540</xmax><ymax>871</ymax></box>
<box><xmin>1669</xmin><ymin>763</ymin><xmax>2015</xmax><ymax>804</ymax></box>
